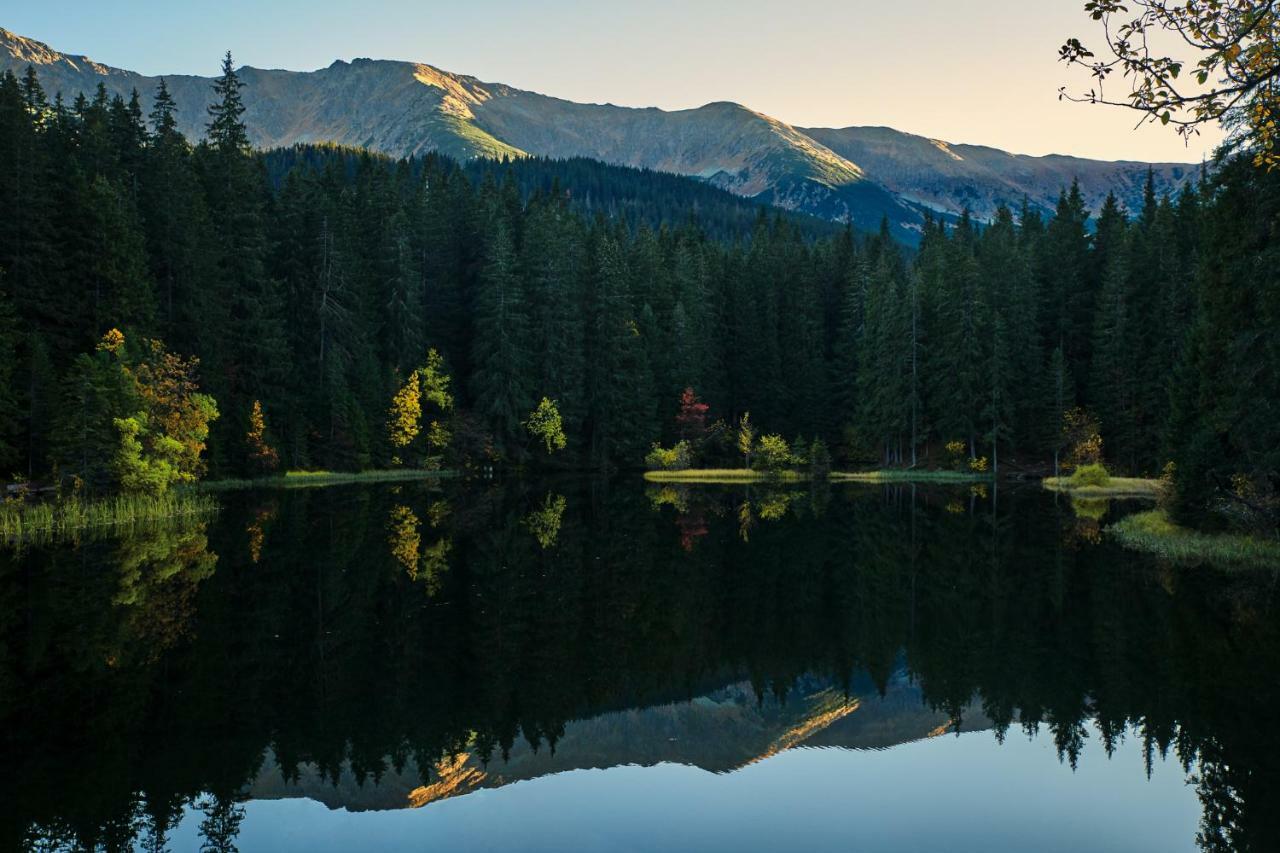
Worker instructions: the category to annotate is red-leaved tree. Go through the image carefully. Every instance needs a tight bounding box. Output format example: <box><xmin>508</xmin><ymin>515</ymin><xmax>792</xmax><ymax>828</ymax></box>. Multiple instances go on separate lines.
<box><xmin>675</xmin><ymin>388</ymin><xmax>710</xmax><ymax>442</ymax></box>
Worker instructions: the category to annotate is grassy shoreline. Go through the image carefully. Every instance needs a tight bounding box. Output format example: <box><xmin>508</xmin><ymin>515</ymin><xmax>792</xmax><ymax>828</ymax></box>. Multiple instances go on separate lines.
<box><xmin>0</xmin><ymin>492</ymin><xmax>219</xmax><ymax>542</ymax></box>
<box><xmin>643</xmin><ymin>469</ymin><xmax>809</xmax><ymax>484</ymax></box>
<box><xmin>1043</xmin><ymin>476</ymin><xmax>1161</xmax><ymax>499</ymax></box>
<box><xmin>200</xmin><ymin>469</ymin><xmax>455</xmax><ymax>491</ymax></box>
<box><xmin>644</xmin><ymin>468</ymin><xmax>992</xmax><ymax>484</ymax></box>
<box><xmin>1108</xmin><ymin>509</ymin><xmax>1280</xmax><ymax>568</ymax></box>
<box><xmin>830</xmin><ymin>469</ymin><xmax>992</xmax><ymax>484</ymax></box>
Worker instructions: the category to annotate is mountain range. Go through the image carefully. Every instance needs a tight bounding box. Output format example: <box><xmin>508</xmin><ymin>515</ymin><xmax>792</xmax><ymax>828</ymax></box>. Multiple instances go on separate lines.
<box><xmin>1</xmin><ymin>26</ymin><xmax>1200</xmax><ymax>232</ymax></box>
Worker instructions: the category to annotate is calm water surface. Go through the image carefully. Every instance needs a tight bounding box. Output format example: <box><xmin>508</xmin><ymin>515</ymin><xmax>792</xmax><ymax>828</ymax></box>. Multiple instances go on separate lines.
<box><xmin>2</xmin><ymin>479</ymin><xmax>1276</xmax><ymax>851</ymax></box>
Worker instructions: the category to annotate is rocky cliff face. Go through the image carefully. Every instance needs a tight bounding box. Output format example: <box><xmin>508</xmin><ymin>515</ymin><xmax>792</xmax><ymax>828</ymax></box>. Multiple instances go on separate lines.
<box><xmin>1</xmin><ymin>26</ymin><xmax>1197</xmax><ymax>228</ymax></box>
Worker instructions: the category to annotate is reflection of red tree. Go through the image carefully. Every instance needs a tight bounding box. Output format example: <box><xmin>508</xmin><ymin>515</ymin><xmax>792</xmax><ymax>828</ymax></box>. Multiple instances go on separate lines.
<box><xmin>677</xmin><ymin>512</ymin><xmax>708</xmax><ymax>552</ymax></box>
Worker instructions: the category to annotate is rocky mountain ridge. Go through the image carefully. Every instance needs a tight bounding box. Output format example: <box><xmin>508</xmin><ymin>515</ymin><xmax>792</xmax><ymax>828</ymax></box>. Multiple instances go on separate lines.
<box><xmin>1</xmin><ymin>26</ymin><xmax>1198</xmax><ymax>230</ymax></box>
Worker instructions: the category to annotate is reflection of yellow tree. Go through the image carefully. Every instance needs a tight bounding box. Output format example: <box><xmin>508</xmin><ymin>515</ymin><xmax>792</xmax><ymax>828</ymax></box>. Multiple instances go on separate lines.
<box><xmin>426</xmin><ymin>499</ymin><xmax>451</xmax><ymax>528</ymax></box>
<box><xmin>738</xmin><ymin>500</ymin><xmax>755</xmax><ymax>543</ymax></box>
<box><xmin>524</xmin><ymin>493</ymin><xmax>567</xmax><ymax>550</ymax></box>
<box><xmin>419</xmin><ymin>537</ymin><xmax>451</xmax><ymax>596</ymax></box>
<box><xmin>1067</xmin><ymin>497</ymin><xmax>1109</xmax><ymax>546</ymax></box>
<box><xmin>646</xmin><ymin>486</ymin><xmax>688</xmax><ymax>513</ymax></box>
<box><xmin>756</xmin><ymin>491</ymin><xmax>798</xmax><ymax>521</ymax></box>
<box><xmin>388</xmin><ymin>505</ymin><xmax>422</xmax><ymax>576</ymax></box>
<box><xmin>389</xmin><ymin>503</ymin><xmax>452</xmax><ymax>592</ymax></box>
<box><xmin>111</xmin><ymin>521</ymin><xmax>218</xmax><ymax>663</ymax></box>
<box><xmin>246</xmin><ymin>504</ymin><xmax>277</xmax><ymax>564</ymax></box>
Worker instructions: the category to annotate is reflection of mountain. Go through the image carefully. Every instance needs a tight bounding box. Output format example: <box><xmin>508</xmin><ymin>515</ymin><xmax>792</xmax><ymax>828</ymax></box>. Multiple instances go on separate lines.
<box><xmin>249</xmin><ymin>671</ymin><xmax>990</xmax><ymax>812</ymax></box>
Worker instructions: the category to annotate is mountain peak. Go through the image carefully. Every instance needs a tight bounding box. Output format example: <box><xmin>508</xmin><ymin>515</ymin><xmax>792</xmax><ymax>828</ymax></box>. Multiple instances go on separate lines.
<box><xmin>0</xmin><ymin>27</ymin><xmax>1197</xmax><ymax>230</ymax></box>
<box><xmin>1</xmin><ymin>27</ymin><xmax>111</xmax><ymax>75</ymax></box>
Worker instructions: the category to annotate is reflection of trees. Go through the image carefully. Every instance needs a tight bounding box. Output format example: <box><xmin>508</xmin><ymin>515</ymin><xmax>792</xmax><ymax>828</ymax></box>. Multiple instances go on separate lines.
<box><xmin>3</xmin><ymin>482</ymin><xmax>1278</xmax><ymax>852</ymax></box>
<box><xmin>111</xmin><ymin>521</ymin><xmax>218</xmax><ymax>663</ymax></box>
<box><xmin>522</xmin><ymin>493</ymin><xmax>567</xmax><ymax>549</ymax></box>
<box><xmin>1</xmin><ymin>516</ymin><xmax>219</xmax><ymax>851</ymax></box>
<box><xmin>245</xmin><ymin>504</ymin><xmax>277</xmax><ymax>564</ymax></box>
<box><xmin>196</xmin><ymin>792</ymin><xmax>245</xmax><ymax>853</ymax></box>
<box><xmin>388</xmin><ymin>502</ymin><xmax>452</xmax><ymax>594</ymax></box>
<box><xmin>387</xmin><ymin>504</ymin><xmax>422</xmax><ymax>576</ymax></box>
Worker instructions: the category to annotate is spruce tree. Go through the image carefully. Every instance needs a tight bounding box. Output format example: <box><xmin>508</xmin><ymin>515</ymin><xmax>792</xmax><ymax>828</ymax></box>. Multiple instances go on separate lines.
<box><xmin>470</xmin><ymin>218</ymin><xmax>532</xmax><ymax>451</ymax></box>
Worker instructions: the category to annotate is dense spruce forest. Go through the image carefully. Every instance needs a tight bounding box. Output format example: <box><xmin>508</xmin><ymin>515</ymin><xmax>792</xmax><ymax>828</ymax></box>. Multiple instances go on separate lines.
<box><xmin>0</xmin><ymin>58</ymin><xmax>1276</xmax><ymax>527</ymax></box>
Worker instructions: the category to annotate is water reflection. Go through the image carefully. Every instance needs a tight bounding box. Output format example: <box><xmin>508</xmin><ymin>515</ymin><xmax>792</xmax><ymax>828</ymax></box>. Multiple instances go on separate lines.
<box><xmin>0</xmin><ymin>480</ymin><xmax>1276</xmax><ymax>851</ymax></box>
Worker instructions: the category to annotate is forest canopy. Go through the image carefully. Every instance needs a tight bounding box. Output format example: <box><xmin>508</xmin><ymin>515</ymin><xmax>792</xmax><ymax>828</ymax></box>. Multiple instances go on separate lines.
<box><xmin>0</xmin><ymin>58</ymin><xmax>1277</xmax><ymax>532</ymax></box>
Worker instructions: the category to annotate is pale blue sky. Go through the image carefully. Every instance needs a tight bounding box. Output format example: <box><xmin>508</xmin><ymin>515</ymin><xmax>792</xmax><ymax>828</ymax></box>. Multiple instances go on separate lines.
<box><xmin>6</xmin><ymin>1</ymin><xmax>1220</xmax><ymax>162</ymax></box>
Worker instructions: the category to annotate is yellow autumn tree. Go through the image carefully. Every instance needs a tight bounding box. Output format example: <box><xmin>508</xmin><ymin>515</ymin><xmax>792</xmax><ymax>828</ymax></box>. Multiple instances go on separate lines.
<box><xmin>387</xmin><ymin>349</ymin><xmax>454</xmax><ymax>467</ymax></box>
<box><xmin>387</xmin><ymin>373</ymin><xmax>422</xmax><ymax>467</ymax></box>
<box><xmin>525</xmin><ymin>397</ymin><xmax>567</xmax><ymax>455</ymax></box>
<box><xmin>109</xmin><ymin>332</ymin><xmax>219</xmax><ymax>495</ymax></box>
<box><xmin>246</xmin><ymin>400</ymin><xmax>279</xmax><ymax>473</ymax></box>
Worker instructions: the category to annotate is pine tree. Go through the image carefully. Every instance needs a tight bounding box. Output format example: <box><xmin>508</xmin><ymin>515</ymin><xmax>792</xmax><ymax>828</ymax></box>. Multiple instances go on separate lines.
<box><xmin>470</xmin><ymin>219</ymin><xmax>532</xmax><ymax>451</ymax></box>
<box><xmin>142</xmin><ymin>77</ymin><xmax>213</xmax><ymax>344</ymax></box>
<box><xmin>931</xmin><ymin>215</ymin><xmax>984</xmax><ymax>459</ymax></box>
<box><xmin>0</xmin><ymin>285</ymin><xmax>20</xmax><ymax>471</ymax></box>
<box><xmin>1090</xmin><ymin>231</ymin><xmax>1137</xmax><ymax>469</ymax></box>
<box><xmin>1042</xmin><ymin>181</ymin><xmax>1093</xmax><ymax>399</ymax></box>
<box><xmin>206</xmin><ymin>52</ymin><xmax>250</xmax><ymax>154</ymax></box>
<box><xmin>197</xmin><ymin>54</ymin><xmax>288</xmax><ymax>473</ymax></box>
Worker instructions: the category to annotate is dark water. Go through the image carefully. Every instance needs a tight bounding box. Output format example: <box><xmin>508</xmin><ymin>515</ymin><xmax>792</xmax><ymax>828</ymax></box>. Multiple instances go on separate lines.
<box><xmin>2</xmin><ymin>478</ymin><xmax>1277</xmax><ymax>852</ymax></box>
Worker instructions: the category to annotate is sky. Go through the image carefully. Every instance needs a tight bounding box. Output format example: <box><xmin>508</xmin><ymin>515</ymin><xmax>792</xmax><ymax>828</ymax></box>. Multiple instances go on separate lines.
<box><xmin>6</xmin><ymin>0</ymin><xmax>1223</xmax><ymax>163</ymax></box>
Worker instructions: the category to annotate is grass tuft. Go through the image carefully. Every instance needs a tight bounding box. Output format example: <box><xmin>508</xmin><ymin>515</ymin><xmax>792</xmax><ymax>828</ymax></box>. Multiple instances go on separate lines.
<box><xmin>1042</xmin><ymin>476</ymin><xmax>1161</xmax><ymax>498</ymax></box>
<box><xmin>1108</xmin><ymin>509</ymin><xmax>1280</xmax><ymax>569</ymax></box>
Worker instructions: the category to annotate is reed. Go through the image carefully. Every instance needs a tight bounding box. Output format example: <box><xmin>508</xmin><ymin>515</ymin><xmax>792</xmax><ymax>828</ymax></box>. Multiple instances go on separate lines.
<box><xmin>0</xmin><ymin>492</ymin><xmax>219</xmax><ymax>542</ymax></box>
<box><xmin>1108</xmin><ymin>510</ymin><xmax>1280</xmax><ymax>569</ymax></box>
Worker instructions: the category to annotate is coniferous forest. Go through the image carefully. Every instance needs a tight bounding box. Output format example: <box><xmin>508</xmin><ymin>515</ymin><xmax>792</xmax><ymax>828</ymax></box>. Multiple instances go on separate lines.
<box><xmin>0</xmin><ymin>57</ymin><xmax>1277</xmax><ymax>530</ymax></box>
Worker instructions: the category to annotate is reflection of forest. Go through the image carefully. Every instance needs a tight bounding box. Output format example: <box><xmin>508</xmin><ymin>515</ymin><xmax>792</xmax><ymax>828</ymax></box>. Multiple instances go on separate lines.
<box><xmin>0</xmin><ymin>481</ymin><xmax>1276</xmax><ymax>852</ymax></box>
<box><xmin>250</xmin><ymin>673</ymin><xmax>992</xmax><ymax>811</ymax></box>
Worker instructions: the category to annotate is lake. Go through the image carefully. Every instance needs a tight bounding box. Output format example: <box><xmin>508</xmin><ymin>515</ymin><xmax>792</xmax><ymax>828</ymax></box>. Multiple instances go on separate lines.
<box><xmin>2</xmin><ymin>478</ymin><xmax>1276</xmax><ymax>852</ymax></box>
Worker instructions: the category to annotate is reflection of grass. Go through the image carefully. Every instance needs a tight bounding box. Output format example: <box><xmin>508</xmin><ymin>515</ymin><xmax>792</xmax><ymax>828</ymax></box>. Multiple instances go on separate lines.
<box><xmin>1071</xmin><ymin>497</ymin><xmax>1110</xmax><ymax>522</ymax></box>
<box><xmin>1109</xmin><ymin>510</ymin><xmax>1280</xmax><ymax>568</ymax></box>
<box><xmin>1043</xmin><ymin>476</ymin><xmax>1159</xmax><ymax>498</ymax></box>
<box><xmin>643</xmin><ymin>469</ymin><xmax>808</xmax><ymax>484</ymax></box>
<box><xmin>0</xmin><ymin>493</ymin><xmax>218</xmax><ymax>542</ymax></box>
<box><xmin>202</xmin><ymin>469</ymin><xmax>453</xmax><ymax>491</ymax></box>
<box><xmin>831</xmin><ymin>470</ymin><xmax>991</xmax><ymax>483</ymax></box>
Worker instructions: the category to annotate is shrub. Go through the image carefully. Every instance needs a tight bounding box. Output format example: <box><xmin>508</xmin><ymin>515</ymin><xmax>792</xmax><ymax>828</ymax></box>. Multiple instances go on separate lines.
<box><xmin>944</xmin><ymin>440</ymin><xmax>968</xmax><ymax>471</ymax></box>
<box><xmin>753</xmin><ymin>435</ymin><xmax>794</xmax><ymax>471</ymax></box>
<box><xmin>969</xmin><ymin>456</ymin><xmax>990</xmax><ymax>473</ymax></box>
<box><xmin>645</xmin><ymin>441</ymin><xmax>692</xmax><ymax>471</ymax></box>
<box><xmin>1070</xmin><ymin>463</ymin><xmax>1112</xmax><ymax>488</ymax></box>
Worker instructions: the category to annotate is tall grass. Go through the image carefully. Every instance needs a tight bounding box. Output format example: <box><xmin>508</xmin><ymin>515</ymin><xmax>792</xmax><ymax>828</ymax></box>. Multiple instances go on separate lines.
<box><xmin>0</xmin><ymin>492</ymin><xmax>219</xmax><ymax>543</ymax></box>
<box><xmin>201</xmin><ymin>469</ymin><xmax>453</xmax><ymax>491</ymax></box>
<box><xmin>830</xmin><ymin>469</ymin><xmax>992</xmax><ymax>483</ymax></box>
<box><xmin>1108</xmin><ymin>509</ymin><xmax>1280</xmax><ymax>569</ymax></box>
